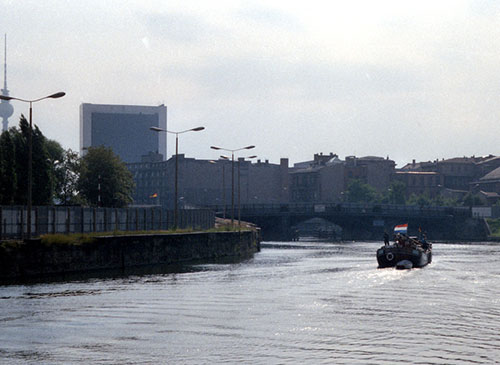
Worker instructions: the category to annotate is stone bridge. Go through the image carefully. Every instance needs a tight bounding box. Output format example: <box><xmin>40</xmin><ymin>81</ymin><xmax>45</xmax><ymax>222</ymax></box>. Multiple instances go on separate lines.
<box><xmin>208</xmin><ymin>203</ymin><xmax>486</xmax><ymax>241</ymax></box>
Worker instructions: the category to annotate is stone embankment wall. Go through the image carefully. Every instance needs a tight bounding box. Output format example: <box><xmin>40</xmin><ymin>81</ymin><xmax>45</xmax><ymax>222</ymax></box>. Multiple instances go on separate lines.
<box><xmin>0</xmin><ymin>230</ymin><xmax>261</xmax><ymax>279</ymax></box>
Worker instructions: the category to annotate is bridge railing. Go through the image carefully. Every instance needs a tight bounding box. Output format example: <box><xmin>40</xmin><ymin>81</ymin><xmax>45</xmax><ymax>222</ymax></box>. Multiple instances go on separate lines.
<box><xmin>204</xmin><ymin>202</ymin><xmax>471</xmax><ymax>218</ymax></box>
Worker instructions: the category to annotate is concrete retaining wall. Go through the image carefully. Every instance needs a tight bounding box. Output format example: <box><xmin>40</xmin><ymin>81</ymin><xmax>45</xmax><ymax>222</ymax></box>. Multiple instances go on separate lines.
<box><xmin>0</xmin><ymin>230</ymin><xmax>261</xmax><ymax>279</ymax></box>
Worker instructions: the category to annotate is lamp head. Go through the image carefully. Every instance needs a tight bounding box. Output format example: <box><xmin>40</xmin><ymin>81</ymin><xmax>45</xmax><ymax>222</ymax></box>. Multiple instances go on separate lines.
<box><xmin>210</xmin><ymin>146</ymin><xmax>221</xmax><ymax>150</ymax></box>
<box><xmin>49</xmin><ymin>92</ymin><xmax>66</xmax><ymax>99</ymax></box>
<box><xmin>191</xmin><ymin>126</ymin><xmax>205</xmax><ymax>132</ymax></box>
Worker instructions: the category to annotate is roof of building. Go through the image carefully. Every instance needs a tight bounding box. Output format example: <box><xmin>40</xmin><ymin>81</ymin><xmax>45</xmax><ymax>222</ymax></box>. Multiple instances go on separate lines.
<box><xmin>479</xmin><ymin>190</ymin><xmax>500</xmax><ymax>198</ymax></box>
<box><xmin>395</xmin><ymin>171</ymin><xmax>439</xmax><ymax>175</ymax></box>
<box><xmin>290</xmin><ymin>167</ymin><xmax>322</xmax><ymax>174</ymax></box>
<box><xmin>293</xmin><ymin>160</ymin><xmax>314</xmax><ymax>169</ymax></box>
<box><xmin>438</xmin><ymin>156</ymin><xmax>478</xmax><ymax>164</ymax></box>
<box><xmin>325</xmin><ymin>156</ymin><xmax>343</xmax><ymax>165</ymax></box>
<box><xmin>358</xmin><ymin>156</ymin><xmax>385</xmax><ymax>160</ymax></box>
<box><xmin>400</xmin><ymin>161</ymin><xmax>436</xmax><ymax>171</ymax></box>
<box><xmin>480</xmin><ymin>166</ymin><xmax>500</xmax><ymax>181</ymax></box>
<box><xmin>476</xmin><ymin>155</ymin><xmax>500</xmax><ymax>165</ymax></box>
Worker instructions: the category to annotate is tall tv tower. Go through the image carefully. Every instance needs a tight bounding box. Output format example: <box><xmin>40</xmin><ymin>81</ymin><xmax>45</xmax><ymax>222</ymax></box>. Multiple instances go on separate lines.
<box><xmin>0</xmin><ymin>34</ymin><xmax>14</xmax><ymax>132</ymax></box>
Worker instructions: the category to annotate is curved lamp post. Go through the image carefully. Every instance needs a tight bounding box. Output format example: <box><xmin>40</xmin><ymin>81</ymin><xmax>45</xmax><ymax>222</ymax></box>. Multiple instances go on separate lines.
<box><xmin>150</xmin><ymin>126</ymin><xmax>204</xmax><ymax>229</ymax></box>
<box><xmin>210</xmin><ymin>159</ymin><xmax>227</xmax><ymax>219</ymax></box>
<box><xmin>237</xmin><ymin>155</ymin><xmax>257</xmax><ymax>227</ymax></box>
<box><xmin>210</xmin><ymin>145</ymin><xmax>255</xmax><ymax>226</ymax></box>
<box><xmin>0</xmin><ymin>92</ymin><xmax>65</xmax><ymax>238</ymax></box>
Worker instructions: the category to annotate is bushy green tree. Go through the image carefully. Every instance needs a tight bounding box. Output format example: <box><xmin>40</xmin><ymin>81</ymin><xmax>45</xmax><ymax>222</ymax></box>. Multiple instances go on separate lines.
<box><xmin>54</xmin><ymin>148</ymin><xmax>83</xmax><ymax>205</ymax></box>
<box><xmin>31</xmin><ymin>123</ymin><xmax>54</xmax><ymax>205</ymax></box>
<box><xmin>44</xmin><ymin>140</ymin><xmax>83</xmax><ymax>205</ymax></box>
<box><xmin>0</xmin><ymin>130</ymin><xmax>17</xmax><ymax>204</ymax></box>
<box><xmin>432</xmin><ymin>194</ymin><xmax>459</xmax><ymax>207</ymax></box>
<box><xmin>385</xmin><ymin>180</ymin><xmax>407</xmax><ymax>205</ymax></box>
<box><xmin>462</xmin><ymin>192</ymin><xmax>485</xmax><ymax>207</ymax></box>
<box><xmin>407</xmin><ymin>193</ymin><xmax>432</xmax><ymax>207</ymax></box>
<box><xmin>78</xmin><ymin>146</ymin><xmax>134</xmax><ymax>207</ymax></box>
<box><xmin>11</xmin><ymin>117</ymin><xmax>29</xmax><ymax>204</ymax></box>
<box><xmin>0</xmin><ymin>115</ymin><xmax>67</xmax><ymax>206</ymax></box>
<box><xmin>345</xmin><ymin>179</ymin><xmax>380</xmax><ymax>203</ymax></box>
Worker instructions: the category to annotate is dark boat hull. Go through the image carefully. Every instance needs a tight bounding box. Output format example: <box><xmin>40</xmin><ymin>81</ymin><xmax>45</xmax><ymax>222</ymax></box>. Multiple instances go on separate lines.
<box><xmin>377</xmin><ymin>246</ymin><xmax>431</xmax><ymax>268</ymax></box>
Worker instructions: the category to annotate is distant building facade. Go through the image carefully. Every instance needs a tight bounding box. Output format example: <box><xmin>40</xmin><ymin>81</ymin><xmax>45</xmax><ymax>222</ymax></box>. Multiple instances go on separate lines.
<box><xmin>400</xmin><ymin>156</ymin><xmax>487</xmax><ymax>191</ymax></box>
<box><xmin>344</xmin><ymin>156</ymin><xmax>395</xmax><ymax>193</ymax></box>
<box><xmin>127</xmin><ymin>155</ymin><xmax>290</xmax><ymax>208</ymax></box>
<box><xmin>80</xmin><ymin>103</ymin><xmax>167</xmax><ymax>163</ymax></box>
<box><xmin>399</xmin><ymin>155</ymin><xmax>500</xmax><ymax>199</ymax></box>
<box><xmin>126</xmin><ymin>148</ymin><xmax>500</xmax><ymax>209</ymax></box>
<box><xmin>393</xmin><ymin>171</ymin><xmax>443</xmax><ymax>198</ymax></box>
<box><xmin>290</xmin><ymin>153</ymin><xmax>395</xmax><ymax>203</ymax></box>
<box><xmin>290</xmin><ymin>153</ymin><xmax>344</xmax><ymax>203</ymax></box>
<box><xmin>472</xmin><ymin>167</ymin><xmax>500</xmax><ymax>205</ymax></box>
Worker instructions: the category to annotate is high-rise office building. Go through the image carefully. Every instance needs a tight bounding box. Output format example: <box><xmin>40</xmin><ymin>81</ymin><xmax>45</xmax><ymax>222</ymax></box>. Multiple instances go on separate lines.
<box><xmin>80</xmin><ymin>103</ymin><xmax>167</xmax><ymax>163</ymax></box>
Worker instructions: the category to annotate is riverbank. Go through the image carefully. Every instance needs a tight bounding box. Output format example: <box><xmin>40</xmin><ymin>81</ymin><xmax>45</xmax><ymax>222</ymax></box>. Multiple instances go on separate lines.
<box><xmin>486</xmin><ymin>218</ymin><xmax>500</xmax><ymax>241</ymax></box>
<box><xmin>0</xmin><ymin>229</ymin><xmax>261</xmax><ymax>280</ymax></box>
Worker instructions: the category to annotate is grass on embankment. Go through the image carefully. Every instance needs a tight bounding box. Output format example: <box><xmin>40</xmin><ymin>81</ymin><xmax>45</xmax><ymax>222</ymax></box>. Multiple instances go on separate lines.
<box><xmin>486</xmin><ymin>218</ymin><xmax>500</xmax><ymax>238</ymax></box>
<box><xmin>1</xmin><ymin>216</ymin><xmax>256</xmax><ymax>248</ymax></box>
<box><xmin>1</xmin><ymin>225</ymin><xmax>252</xmax><ymax>248</ymax></box>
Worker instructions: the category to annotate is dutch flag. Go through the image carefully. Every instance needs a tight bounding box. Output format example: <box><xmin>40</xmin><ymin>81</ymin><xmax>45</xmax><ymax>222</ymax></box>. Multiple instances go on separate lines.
<box><xmin>394</xmin><ymin>224</ymin><xmax>408</xmax><ymax>234</ymax></box>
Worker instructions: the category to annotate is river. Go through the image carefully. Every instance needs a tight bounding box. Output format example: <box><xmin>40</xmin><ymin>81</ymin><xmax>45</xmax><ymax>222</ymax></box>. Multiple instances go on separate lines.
<box><xmin>1</xmin><ymin>241</ymin><xmax>499</xmax><ymax>364</ymax></box>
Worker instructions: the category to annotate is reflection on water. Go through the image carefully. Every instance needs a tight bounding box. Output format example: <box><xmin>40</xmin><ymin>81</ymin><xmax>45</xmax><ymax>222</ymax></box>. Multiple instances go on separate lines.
<box><xmin>1</xmin><ymin>240</ymin><xmax>499</xmax><ymax>364</ymax></box>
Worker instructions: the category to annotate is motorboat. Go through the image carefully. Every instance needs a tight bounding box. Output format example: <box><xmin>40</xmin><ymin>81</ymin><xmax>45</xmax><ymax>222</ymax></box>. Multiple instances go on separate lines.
<box><xmin>377</xmin><ymin>224</ymin><xmax>432</xmax><ymax>268</ymax></box>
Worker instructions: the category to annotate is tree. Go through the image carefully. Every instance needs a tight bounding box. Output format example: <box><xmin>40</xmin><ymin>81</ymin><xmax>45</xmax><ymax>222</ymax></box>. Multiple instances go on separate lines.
<box><xmin>54</xmin><ymin>148</ymin><xmax>83</xmax><ymax>205</ymax></box>
<box><xmin>31</xmin><ymin>123</ymin><xmax>55</xmax><ymax>205</ymax></box>
<box><xmin>345</xmin><ymin>179</ymin><xmax>379</xmax><ymax>203</ymax></box>
<box><xmin>432</xmin><ymin>194</ymin><xmax>458</xmax><ymax>207</ymax></box>
<box><xmin>78</xmin><ymin>146</ymin><xmax>135</xmax><ymax>207</ymax></box>
<box><xmin>0</xmin><ymin>115</ymin><xmax>61</xmax><ymax>206</ymax></box>
<box><xmin>0</xmin><ymin>130</ymin><xmax>17</xmax><ymax>204</ymax></box>
<box><xmin>407</xmin><ymin>193</ymin><xmax>432</xmax><ymax>207</ymax></box>
<box><xmin>462</xmin><ymin>192</ymin><xmax>485</xmax><ymax>207</ymax></box>
<box><xmin>385</xmin><ymin>181</ymin><xmax>407</xmax><ymax>205</ymax></box>
<box><xmin>10</xmin><ymin>116</ymin><xmax>29</xmax><ymax>204</ymax></box>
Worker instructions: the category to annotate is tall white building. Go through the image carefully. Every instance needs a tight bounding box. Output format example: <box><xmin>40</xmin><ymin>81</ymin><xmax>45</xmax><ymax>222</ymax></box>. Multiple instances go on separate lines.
<box><xmin>80</xmin><ymin>103</ymin><xmax>167</xmax><ymax>163</ymax></box>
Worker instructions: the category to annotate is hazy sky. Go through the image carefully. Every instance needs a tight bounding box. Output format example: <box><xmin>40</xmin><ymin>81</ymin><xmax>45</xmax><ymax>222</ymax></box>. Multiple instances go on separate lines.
<box><xmin>2</xmin><ymin>0</ymin><xmax>500</xmax><ymax>167</ymax></box>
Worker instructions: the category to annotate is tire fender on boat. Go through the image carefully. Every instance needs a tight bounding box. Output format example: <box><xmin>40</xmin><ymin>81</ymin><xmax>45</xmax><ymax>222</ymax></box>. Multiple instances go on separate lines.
<box><xmin>386</xmin><ymin>252</ymin><xmax>394</xmax><ymax>261</ymax></box>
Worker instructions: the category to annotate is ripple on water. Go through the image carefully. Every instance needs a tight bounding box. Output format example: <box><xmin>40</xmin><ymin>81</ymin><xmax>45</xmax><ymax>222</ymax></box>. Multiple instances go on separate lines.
<box><xmin>0</xmin><ymin>241</ymin><xmax>499</xmax><ymax>364</ymax></box>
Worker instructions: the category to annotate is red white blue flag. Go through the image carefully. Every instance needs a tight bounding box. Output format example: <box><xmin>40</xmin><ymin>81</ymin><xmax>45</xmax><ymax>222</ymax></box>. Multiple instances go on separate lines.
<box><xmin>394</xmin><ymin>224</ymin><xmax>408</xmax><ymax>234</ymax></box>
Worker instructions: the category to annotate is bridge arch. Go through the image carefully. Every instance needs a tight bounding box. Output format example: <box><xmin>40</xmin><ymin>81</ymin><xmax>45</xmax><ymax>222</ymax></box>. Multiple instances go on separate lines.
<box><xmin>292</xmin><ymin>217</ymin><xmax>342</xmax><ymax>240</ymax></box>
<box><xmin>226</xmin><ymin>203</ymin><xmax>474</xmax><ymax>241</ymax></box>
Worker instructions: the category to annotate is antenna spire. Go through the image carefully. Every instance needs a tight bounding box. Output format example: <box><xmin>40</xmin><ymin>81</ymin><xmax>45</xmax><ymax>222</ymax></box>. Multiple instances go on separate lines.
<box><xmin>0</xmin><ymin>33</ymin><xmax>14</xmax><ymax>131</ymax></box>
<box><xmin>3</xmin><ymin>33</ymin><xmax>7</xmax><ymax>92</ymax></box>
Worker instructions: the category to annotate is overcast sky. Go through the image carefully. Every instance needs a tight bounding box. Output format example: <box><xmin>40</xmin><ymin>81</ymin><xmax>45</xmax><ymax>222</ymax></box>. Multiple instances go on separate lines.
<box><xmin>2</xmin><ymin>0</ymin><xmax>500</xmax><ymax>167</ymax></box>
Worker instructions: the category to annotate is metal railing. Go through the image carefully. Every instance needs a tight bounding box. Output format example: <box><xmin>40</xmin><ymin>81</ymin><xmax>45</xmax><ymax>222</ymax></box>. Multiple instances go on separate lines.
<box><xmin>0</xmin><ymin>206</ymin><xmax>215</xmax><ymax>240</ymax></box>
<box><xmin>205</xmin><ymin>202</ymin><xmax>471</xmax><ymax>218</ymax></box>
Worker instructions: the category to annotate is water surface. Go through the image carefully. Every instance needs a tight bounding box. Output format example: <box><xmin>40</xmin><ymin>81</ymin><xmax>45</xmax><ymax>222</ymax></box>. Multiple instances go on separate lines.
<box><xmin>1</xmin><ymin>241</ymin><xmax>499</xmax><ymax>364</ymax></box>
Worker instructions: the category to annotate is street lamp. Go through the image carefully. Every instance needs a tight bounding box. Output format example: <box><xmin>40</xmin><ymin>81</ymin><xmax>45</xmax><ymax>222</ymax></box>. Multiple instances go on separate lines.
<box><xmin>0</xmin><ymin>92</ymin><xmax>65</xmax><ymax>238</ymax></box>
<box><xmin>150</xmin><ymin>125</ymin><xmax>205</xmax><ymax>229</ymax></box>
<box><xmin>210</xmin><ymin>145</ymin><xmax>255</xmax><ymax>226</ymax></box>
<box><xmin>237</xmin><ymin>155</ymin><xmax>257</xmax><ymax>227</ymax></box>
<box><xmin>210</xmin><ymin>159</ymin><xmax>227</xmax><ymax>219</ymax></box>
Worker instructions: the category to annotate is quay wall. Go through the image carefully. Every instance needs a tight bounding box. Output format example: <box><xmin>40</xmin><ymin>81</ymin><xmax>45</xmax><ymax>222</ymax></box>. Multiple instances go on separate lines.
<box><xmin>0</xmin><ymin>230</ymin><xmax>261</xmax><ymax>280</ymax></box>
